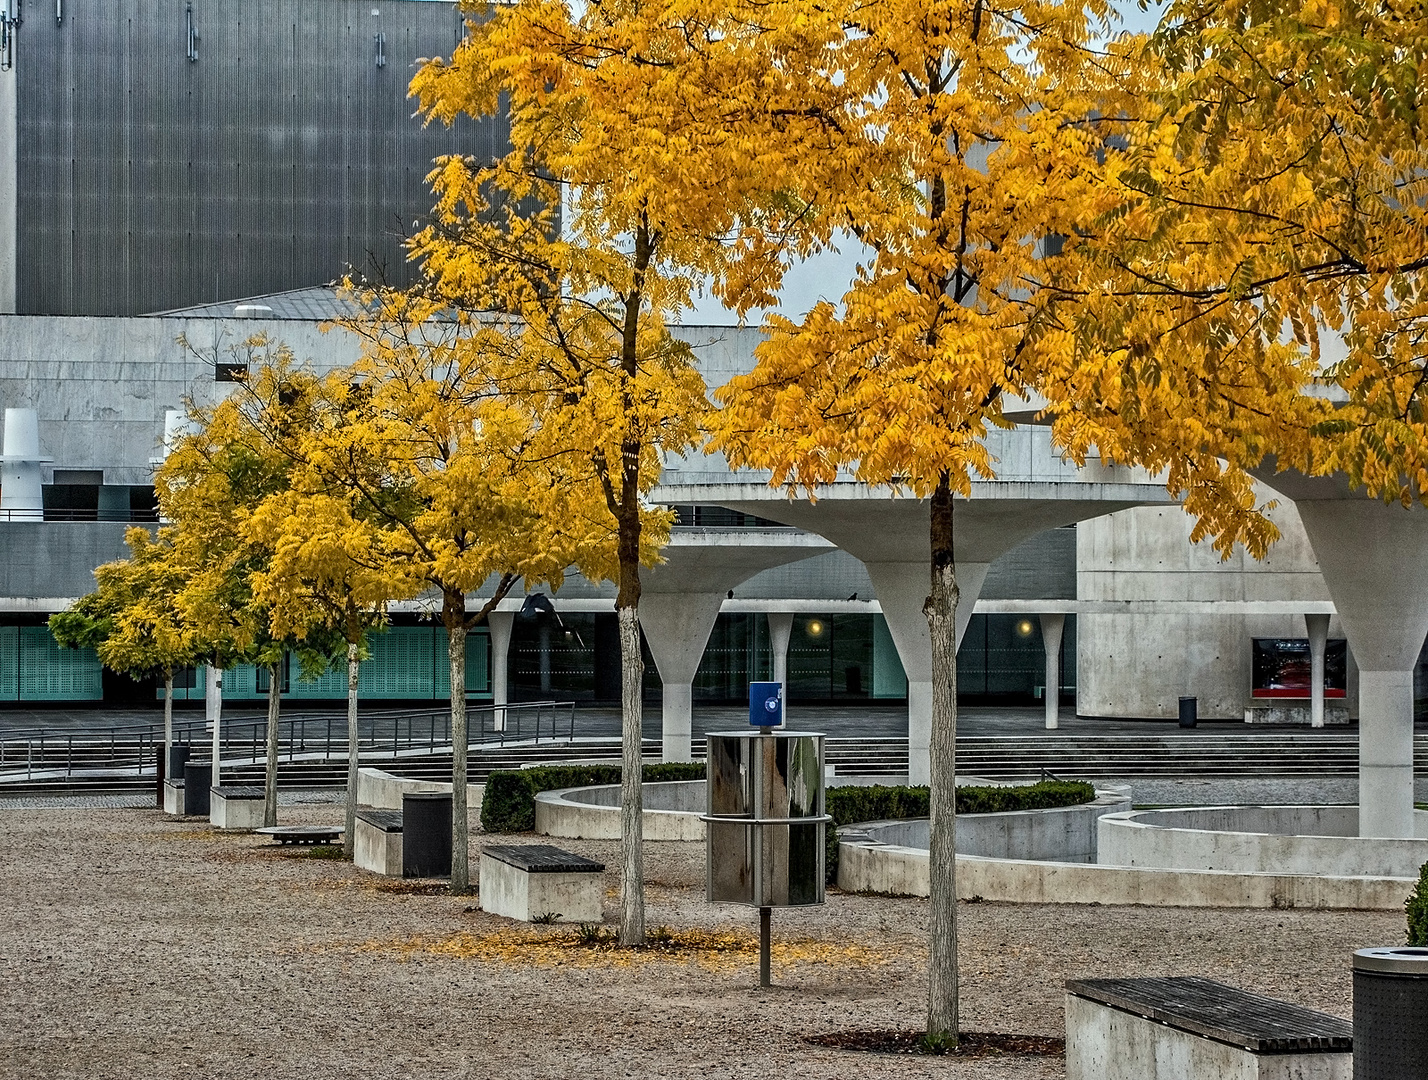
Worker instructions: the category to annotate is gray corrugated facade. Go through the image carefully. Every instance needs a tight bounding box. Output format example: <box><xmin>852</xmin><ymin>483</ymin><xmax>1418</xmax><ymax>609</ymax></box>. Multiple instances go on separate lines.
<box><xmin>6</xmin><ymin>0</ymin><xmax>502</xmax><ymax>316</ymax></box>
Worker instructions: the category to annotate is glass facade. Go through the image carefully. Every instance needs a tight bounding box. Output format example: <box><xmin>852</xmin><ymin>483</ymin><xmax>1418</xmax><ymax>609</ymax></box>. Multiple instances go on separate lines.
<box><xmin>0</xmin><ymin>611</ymin><xmax>1074</xmax><ymax>706</ymax></box>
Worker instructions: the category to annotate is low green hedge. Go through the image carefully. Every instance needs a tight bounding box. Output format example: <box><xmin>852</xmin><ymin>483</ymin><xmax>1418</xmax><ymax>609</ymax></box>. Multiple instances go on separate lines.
<box><xmin>1409</xmin><ymin>861</ymin><xmax>1428</xmax><ymax>946</ymax></box>
<box><xmin>825</xmin><ymin>779</ymin><xmax>1098</xmax><ymax>884</ymax></box>
<box><xmin>480</xmin><ymin>762</ymin><xmax>706</xmax><ymax>833</ymax></box>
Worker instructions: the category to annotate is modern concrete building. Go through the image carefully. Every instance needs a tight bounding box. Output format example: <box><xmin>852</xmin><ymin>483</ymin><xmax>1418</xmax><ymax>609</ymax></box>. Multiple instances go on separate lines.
<box><xmin>0</xmin><ymin>0</ymin><xmax>503</xmax><ymax>316</ymax></box>
<box><xmin>1</xmin><ymin>0</ymin><xmax>1422</xmax><ymax>837</ymax></box>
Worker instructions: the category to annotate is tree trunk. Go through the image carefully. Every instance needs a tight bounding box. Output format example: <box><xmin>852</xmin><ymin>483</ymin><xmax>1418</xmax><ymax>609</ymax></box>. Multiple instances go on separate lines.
<box><xmin>264</xmin><ymin>660</ymin><xmax>281</xmax><ymax>828</ymax></box>
<box><xmin>446</xmin><ymin>592</ymin><xmax>470</xmax><ymax>895</ymax></box>
<box><xmin>163</xmin><ymin>674</ymin><xmax>174</xmax><ymax>755</ymax></box>
<box><xmin>344</xmin><ymin>641</ymin><xmax>360</xmax><ymax>859</ymax></box>
<box><xmin>617</xmin><ymin>601</ymin><xmax>645</xmax><ymax>946</ymax></box>
<box><xmin>925</xmin><ymin>475</ymin><xmax>960</xmax><ymax>1041</ymax></box>
<box><xmin>207</xmin><ymin>665</ymin><xmax>223</xmax><ymax>786</ymax></box>
<box><xmin>614</xmin><ymin>210</ymin><xmax>650</xmax><ymax>946</ymax></box>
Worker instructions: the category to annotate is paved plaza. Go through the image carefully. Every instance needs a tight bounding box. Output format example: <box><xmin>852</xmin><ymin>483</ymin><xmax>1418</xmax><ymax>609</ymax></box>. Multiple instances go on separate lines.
<box><xmin>0</xmin><ymin>803</ymin><xmax>1400</xmax><ymax>1080</ymax></box>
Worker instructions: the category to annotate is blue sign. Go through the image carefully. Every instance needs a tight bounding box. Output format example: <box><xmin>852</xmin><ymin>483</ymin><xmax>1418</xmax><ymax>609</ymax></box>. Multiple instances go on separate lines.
<box><xmin>749</xmin><ymin>681</ymin><xmax>783</xmax><ymax>728</ymax></box>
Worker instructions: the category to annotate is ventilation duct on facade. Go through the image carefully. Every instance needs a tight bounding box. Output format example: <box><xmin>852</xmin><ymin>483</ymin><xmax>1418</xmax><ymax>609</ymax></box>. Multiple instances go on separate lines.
<box><xmin>1</xmin><ymin>407</ymin><xmax>50</xmax><ymax>519</ymax></box>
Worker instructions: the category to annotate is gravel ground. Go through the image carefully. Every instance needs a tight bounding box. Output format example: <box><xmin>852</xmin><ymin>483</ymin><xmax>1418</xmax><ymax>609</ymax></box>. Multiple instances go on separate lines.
<box><xmin>0</xmin><ymin>805</ymin><xmax>1405</xmax><ymax>1080</ymax></box>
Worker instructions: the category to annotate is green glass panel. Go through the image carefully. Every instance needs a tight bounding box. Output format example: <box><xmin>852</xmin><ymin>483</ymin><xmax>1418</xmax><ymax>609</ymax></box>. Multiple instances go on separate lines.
<box><xmin>0</xmin><ymin>626</ymin><xmax>17</xmax><ymax>701</ymax></box>
<box><xmin>221</xmin><ymin>664</ymin><xmax>262</xmax><ymax>701</ymax></box>
<box><xmin>290</xmin><ymin>661</ymin><xmax>348</xmax><ymax>699</ymax></box>
<box><xmin>360</xmin><ymin>626</ymin><xmax>438</xmax><ymax>699</ymax></box>
<box><xmin>18</xmin><ymin>626</ymin><xmax>102</xmax><ymax>701</ymax></box>
<box><xmin>872</xmin><ymin>615</ymin><xmax>906</xmax><ymax>698</ymax></box>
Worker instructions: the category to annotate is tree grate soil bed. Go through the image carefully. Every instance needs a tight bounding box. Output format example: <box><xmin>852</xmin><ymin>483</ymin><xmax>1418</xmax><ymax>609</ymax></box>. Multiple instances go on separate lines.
<box><xmin>806</xmin><ymin>1030</ymin><xmax>1066</xmax><ymax>1057</ymax></box>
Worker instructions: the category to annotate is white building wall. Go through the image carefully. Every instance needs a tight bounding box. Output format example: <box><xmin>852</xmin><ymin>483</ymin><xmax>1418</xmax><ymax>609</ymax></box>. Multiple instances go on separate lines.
<box><xmin>1077</xmin><ymin>497</ymin><xmax>1357</xmax><ymax>720</ymax></box>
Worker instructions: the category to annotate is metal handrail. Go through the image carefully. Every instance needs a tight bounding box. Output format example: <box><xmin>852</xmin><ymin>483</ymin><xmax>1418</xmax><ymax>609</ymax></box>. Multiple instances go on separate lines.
<box><xmin>0</xmin><ymin>699</ymin><xmax>579</xmax><ymax>782</ymax></box>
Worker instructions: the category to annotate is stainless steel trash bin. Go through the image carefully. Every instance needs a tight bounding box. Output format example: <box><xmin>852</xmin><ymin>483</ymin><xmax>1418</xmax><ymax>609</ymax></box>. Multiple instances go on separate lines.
<box><xmin>1353</xmin><ymin>946</ymin><xmax>1428</xmax><ymax>1080</ymax></box>
<box><xmin>704</xmin><ymin>731</ymin><xmax>828</xmax><ymax>907</ymax></box>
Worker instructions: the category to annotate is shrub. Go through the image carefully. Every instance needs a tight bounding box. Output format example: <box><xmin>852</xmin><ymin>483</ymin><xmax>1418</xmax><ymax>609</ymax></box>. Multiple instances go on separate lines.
<box><xmin>825</xmin><ymin>779</ymin><xmax>1098</xmax><ymax>884</ymax></box>
<box><xmin>479</xmin><ymin>761</ymin><xmax>706</xmax><ymax>833</ymax></box>
<box><xmin>1409</xmin><ymin>861</ymin><xmax>1428</xmax><ymax>946</ymax></box>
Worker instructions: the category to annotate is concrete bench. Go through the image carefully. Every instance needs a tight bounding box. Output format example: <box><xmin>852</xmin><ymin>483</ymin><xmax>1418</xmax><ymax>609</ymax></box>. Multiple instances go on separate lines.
<box><xmin>162</xmin><ymin>778</ymin><xmax>185</xmax><ymax>816</ymax></box>
<box><xmin>353</xmin><ymin>808</ymin><xmax>404</xmax><ymax>877</ymax></box>
<box><xmin>210</xmin><ymin>786</ymin><xmax>266</xmax><ymax>831</ymax></box>
<box><xmin>1066</xmin><ymin>976</ymin><xmax>1352</xmax><ymax>1080</ymax></box>
<box><xmin>479</xmin><ymin>845</ymin><xmax>605</xmax><ymax>924</ymax></box>
<box><xmin>255</xmin><ymin>825</ymin><xmax>343</xmax><ymax>846</ymax></box>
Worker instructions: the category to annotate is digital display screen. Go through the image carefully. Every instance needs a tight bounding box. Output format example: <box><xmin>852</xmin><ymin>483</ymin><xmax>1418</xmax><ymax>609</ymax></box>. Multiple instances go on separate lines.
<box><xmin>1251</xmin><ymin>638</ymin><xmax>1347</xmax><ymax>698</ymax></box>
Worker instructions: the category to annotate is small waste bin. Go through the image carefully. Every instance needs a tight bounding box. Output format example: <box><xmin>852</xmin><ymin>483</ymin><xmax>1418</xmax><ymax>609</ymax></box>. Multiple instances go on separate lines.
<box><xmin>168</xmin><ymin>743</ymin><xmax>191</xmax><ymax>780</ymax></box>
<box><xmin>402</xmin><ymin>792</ymin><xmax>452</xmax><ymax>878</ymax></box>
<box><xmin>1178</xmin><ymin>696</ymin><xmax>1198</xmax><ymax>728</ymax></box>
<box><xmin>1354</xmin><ymin>947</ymin><xmax>1428</xmax><ymax>1079</ymax></box>
<box><xmin>182</xmin><ymin>762</ymin><xmax>211</xmax><ymax>816</ymax></box>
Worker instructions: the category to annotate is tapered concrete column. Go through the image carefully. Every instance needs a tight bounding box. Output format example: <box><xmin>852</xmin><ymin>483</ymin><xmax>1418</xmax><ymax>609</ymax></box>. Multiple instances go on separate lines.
<box><xmin>1257</xmin><ymin>477</ymin><xmax>1428</xmax><ymax>838</ymax></box>
<box><xmin>1039</xmin><ymin>613</ymin><xmax>1066</xmax><ymax>730</ymax></box>
<box><xmin>767</xmin><ymin>612</ymin><xmax>793</xmax><ymax>725</ymax></box>
<box><xmin>639</xmin><ymin>592</ymin><xmax>727</xmax><ymax>763</ymax></box>
<box><xmin>206</xmin><ymin>666</ymin><xmax>224</xmax><ymax>785</ymax></box>
<box><xmin>1305</xmin><ymin>613</ymin><xmax>1330</xmax><ymax>729</ymax></box>
<box><xmin>1359</xmin><ymin>668</ymin><xmax>1417</xmax><ymax>836</ymax></box>
<box><xmin>864</xmin><ymin>561</ymin><xmax>990</xmax><ymax>785</ymax></box>
<box><xmin>488</xmin><ymin>611</ymin><xmax>514</xmax><ymax>732</ymax></box>
<box><xmin>768</xmin><ymin>612</ymin><xmax>793</xmax><ymax>686</ymax></box>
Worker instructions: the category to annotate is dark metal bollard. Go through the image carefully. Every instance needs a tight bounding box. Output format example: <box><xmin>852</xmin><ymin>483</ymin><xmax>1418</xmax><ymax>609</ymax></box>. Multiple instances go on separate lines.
<box><xmin>402</xmin><ymin>792</ymin><xmax>452</xmax><ymax>878</ymax></box>
<box><xmin>1178</xmin><ymin>696</ymin><xmax>1198</xmax><ymax>728</ymax></box>
<box><xmin>183</xmin><ymin>762</ymin><xmax>211</xmax><ymax>816</ymax></box>
<box><xmin>1354</xmin><ymin>947</ymin><xmax>1428</xmax><ymax>1080</ymax></box>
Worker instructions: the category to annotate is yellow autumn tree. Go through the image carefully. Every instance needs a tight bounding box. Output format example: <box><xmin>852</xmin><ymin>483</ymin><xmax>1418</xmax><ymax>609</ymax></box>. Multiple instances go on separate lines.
<box><xmin>159</xmin><ymin>348</ymin><xmax>343</xmax><ymax>828</ymax></box>
<box><xmin>709</xmin><ymin>0</ymin><xmax>1155</xmax><ymax>1040</ymax></box>
<box><xmin>247</xmin><ymin>479</ymin><xmax>400</xmax><ymax>860</ymax></box>
<box><xmin>50</xmin><ymin>527</ymin><xmax>201</xmax><ymax>759</ymax></box>
<box><xmin>315</xmin><ymin>298</ymin><xmax>600</xmax><ymax>894</ymax></box>
<box><xmin>407</xmin><ymin>0</ymin><xmax>828</xmax><ymax>941</ymax></box>
<box><xmin>1050</xmin><ymin>0</ymin><xmax>1428</xmax><ymax>508</ymax></box>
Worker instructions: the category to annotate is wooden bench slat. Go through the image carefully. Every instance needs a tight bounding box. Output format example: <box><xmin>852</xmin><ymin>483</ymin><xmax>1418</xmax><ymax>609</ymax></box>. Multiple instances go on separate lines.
<box><xmin>483</xmin><ymin>844</ymin><xmax>605</xmax><ymax>874</ymax></box>
<box><xmin>356</xmin><ymin>809</ymin><xmax>404</xmax><ymax>833</ymax></box>
<box><xmin>212</xmin><ymin>786</ymin><xmax>265</xmax><ymax>798</ymax></box>
<box><xmin>1065</xmin><ymin>976</ymin><xmax>1352</xmax><ymax>1053</ymax></box>
<box><xmin>254</xmin><ymin>825</ymin><xmax>344</xmax><ymax>845</ymax></box>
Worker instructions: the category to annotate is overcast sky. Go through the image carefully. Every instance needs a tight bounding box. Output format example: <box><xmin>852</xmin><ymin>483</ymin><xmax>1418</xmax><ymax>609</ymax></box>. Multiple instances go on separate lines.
<box><xmin>681</xmin><ymin>0</ymin><xmax>1169</xmax><ymax>325</ymax></box>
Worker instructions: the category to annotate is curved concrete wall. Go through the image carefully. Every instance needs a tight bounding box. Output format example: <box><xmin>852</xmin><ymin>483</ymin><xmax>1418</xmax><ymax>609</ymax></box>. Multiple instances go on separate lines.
<box><xmin>842</xmin><ymin>792</ymin><xmax>1131</xmax><ymax>862</ymax></box>
<box><xmin>534</xmin><ymin>781</ymin><xmax>705</xmax><ymax>841</ymax></box>
<box><xmin>835</xmin><ymin>840</ymin><xmax>1413</xmax><ymax>910</ymax></box>
<box><xmin>1098</xmin><ymin>806</ymin><xmax>1428</xmax><ymax>878</ymax></box>
<box><xmin>356</xmin><ymin>767</ymin><xmax>452</xmax><ymax>811</ymax></box>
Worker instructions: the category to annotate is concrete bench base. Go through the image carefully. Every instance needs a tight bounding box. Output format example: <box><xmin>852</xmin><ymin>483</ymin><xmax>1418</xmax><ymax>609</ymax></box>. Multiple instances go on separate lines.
<box><xmin>1066</xmin><ymin>979</ymin><xmax>1351</xmax><ymax>1080</ymax></box>
<box><xmin>210</xmin><ymin>787</ymin><xmax>266</xmax><ymax>831</ymax></box>
<box><xmin>479</xmin><ymin>847</ymin><xmax>604</xmax><ymax>923</ymax></box>
<box><xmin>162</xmin><ymin>779</ymin><xmax>185</xmax><ymax>816</ymax></box>
<box><xmin>1244</xmin><ymin>704</ymin><xmax>1350</xmax><ymax>725</ymax></box>
<box><xmin>354</xmin><ymin>809</ymin><xmax>403</xmax><ymax>877</ymax></box>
